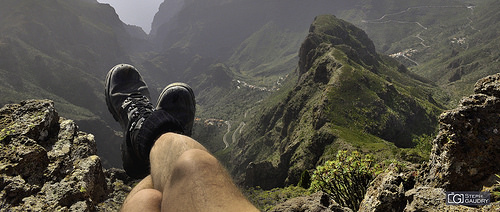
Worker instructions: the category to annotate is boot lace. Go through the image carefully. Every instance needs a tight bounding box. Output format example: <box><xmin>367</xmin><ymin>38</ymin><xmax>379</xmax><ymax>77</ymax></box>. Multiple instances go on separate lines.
<box><xmin>122</xmin><ymin>93</ymin><xmax>154</xmax><ymax>132</ymax></box>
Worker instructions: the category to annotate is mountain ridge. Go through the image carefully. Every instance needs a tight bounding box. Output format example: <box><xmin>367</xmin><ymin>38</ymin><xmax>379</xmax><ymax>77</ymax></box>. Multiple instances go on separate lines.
<box><xmin>228</xmin><ymin>15</ymin><xmax>442</xmax><ymax>189</ymax></box>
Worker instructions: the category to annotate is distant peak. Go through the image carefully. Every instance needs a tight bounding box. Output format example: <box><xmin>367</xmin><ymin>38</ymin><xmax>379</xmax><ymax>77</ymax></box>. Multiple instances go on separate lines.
<box><xmin>299</xmin><ymin>15</ymin><xmax>378</xmax><ymax>75</ymax></box>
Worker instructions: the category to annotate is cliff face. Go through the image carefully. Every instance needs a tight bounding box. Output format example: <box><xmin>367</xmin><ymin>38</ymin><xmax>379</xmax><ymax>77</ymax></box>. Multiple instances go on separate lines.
<box><xmin>0</xmin><ymin>100</ymin><xmax>132</xmax><ymax>211</ymax></box>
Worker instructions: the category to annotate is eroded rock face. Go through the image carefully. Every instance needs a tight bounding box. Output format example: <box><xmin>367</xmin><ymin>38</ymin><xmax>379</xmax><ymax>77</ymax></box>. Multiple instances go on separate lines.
<box><xmin>421</xmin><ymin>73</ymin><xmax>500</xmax><ymax>191</ymax></box>
<box><xmin>0</xmin><ymin>100</ymin><xmax>132</xmax><ymax>211</ymax></box>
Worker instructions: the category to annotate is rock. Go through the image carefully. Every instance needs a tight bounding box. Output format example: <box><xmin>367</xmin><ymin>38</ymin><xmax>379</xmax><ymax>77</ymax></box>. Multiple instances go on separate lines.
<box><xmin>403</xmin><ymin>187</ymin><xmax>476</xmax><ymax>212</ymax></box>
<box><xmin>0</xmin><ymin>100</ymin><xmax>133</xmax><ymax>211</ymax></box>
<box><xmin>421</xmin><ymin>73</ymin><xmax>500</xmax><ymax>191</ymax></box>
<box><xmin>359</xmin><ymin>164</ymin><xmax>416</xmax><ymax>212</ymax></box>
<box><xmin>474</xmin><ymin>73</ymin><xmax>500</xmax><ymax>97</ymax></box>
<box><xmin>269</xmin><ymin>192</ymin><xmax>353</xmax><ymax>212</ymax></box>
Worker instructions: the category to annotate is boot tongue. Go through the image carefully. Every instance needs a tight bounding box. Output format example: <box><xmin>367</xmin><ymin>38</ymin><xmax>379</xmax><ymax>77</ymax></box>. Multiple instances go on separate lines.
<box><xmin>128</xmin><ymin>110</ymin><xmax>184</xmax><ymax>163</ymax></box>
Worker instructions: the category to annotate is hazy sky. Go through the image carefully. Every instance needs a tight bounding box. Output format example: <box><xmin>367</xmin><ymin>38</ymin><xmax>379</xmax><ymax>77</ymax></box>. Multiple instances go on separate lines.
<box><xmin>97</xmin><ymin>0</ymin><xmax>164</xmax><ymax>33</ymax></box>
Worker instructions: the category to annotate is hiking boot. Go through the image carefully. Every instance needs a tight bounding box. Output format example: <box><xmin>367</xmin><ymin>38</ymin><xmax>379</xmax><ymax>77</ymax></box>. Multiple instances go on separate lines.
<box><xmin>105</xmin><ymin>64</ymin><xmax>154</xmax><ymax>132</ymax></box>
<box><xmin>105</xmin><ymin>64</ymin><xmax>155</xmax><ymax>178</ymax></box>
<box><xmin>156</xmin><ymin>83</ymin><xmax>196</xmax><ymax>136</ymax></box>
<box><xmin>105</xmin><ymin>64</ymin><xmax>186</xmax><ymax>178</ymax></box>
<box><xmin>127</xmin><ymin>83</ymin><xmax>195</xmax><ymax>178</ymax></box>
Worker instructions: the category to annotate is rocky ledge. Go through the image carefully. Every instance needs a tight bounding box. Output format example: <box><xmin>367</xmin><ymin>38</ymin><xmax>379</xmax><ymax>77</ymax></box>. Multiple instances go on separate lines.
<box><xmin>0</xmin><ymin>100</ymin><xmax>133</xmax><ymax>211</ymax></box>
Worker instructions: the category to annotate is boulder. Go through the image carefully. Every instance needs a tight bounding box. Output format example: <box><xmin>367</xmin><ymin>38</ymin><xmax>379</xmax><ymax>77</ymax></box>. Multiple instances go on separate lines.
<box><xmin>0</xmin><ymin>100</ymin><xmax>133</xmax><ymax>211</ymax></box>
<box><xmin>421</xmin><ymin>73</ymin><xmax>500</xmax><ymax>190</ymax></box>
<box><xmin>358</xmin><ymin>164</ymin><xmax>416</xmax><ymax>212</ymax></box>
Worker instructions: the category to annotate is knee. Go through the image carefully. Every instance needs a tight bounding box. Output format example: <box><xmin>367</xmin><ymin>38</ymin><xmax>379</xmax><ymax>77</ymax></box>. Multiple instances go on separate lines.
<box><xmin>150</xmin><ymin>133</ymin><xmax>203</xmax><ymax>157</ymax></box>
<box><xmin>170</xmin><ymin>149</ymin><xmax>219</xmax><ymax>183</ymax></box>
<box><xmin>154</xmin><ymin>132</ymin><xmax>190</xmax><ymax>148</ymax></box>
<box><xmin>176</xmin><ymin>149</ymin><xmax>218</xmax><ymax>172</ymax></box>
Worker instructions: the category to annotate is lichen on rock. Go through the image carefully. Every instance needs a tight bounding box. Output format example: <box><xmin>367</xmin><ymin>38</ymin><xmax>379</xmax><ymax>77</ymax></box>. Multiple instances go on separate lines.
<box><xmin>422</xmin><ymin>73</ymin><xmax>500</xmax><ymax>191</ymax></box>
<box><xmin>0</xmin><ymin>99</ymin><xmax>133</xmax><ymax>211</ymax></box>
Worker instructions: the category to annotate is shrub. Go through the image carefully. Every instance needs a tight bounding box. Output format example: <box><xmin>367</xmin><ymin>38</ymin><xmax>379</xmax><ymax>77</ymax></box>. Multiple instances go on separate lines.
<box><xmin>298</xmin><ymin>170</ymin><xmax>311</xmax><ymax>189</ymax></box>
<box><xmin>309</xmin><ymin>150</ymin><xmax>381</xmax><ymax>211</ymax></box>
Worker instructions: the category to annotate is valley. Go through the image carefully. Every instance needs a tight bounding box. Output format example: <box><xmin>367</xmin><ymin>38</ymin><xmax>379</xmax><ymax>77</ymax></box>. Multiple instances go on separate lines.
<box><xmin>0</xmin><ymin>0</ymin><xmax>499</xmax><ymax>210</ymax></box>
<box><xmin>0</xmin><ymin>0</ymin><xmax>498</xmax><ymax>190</ymax></box>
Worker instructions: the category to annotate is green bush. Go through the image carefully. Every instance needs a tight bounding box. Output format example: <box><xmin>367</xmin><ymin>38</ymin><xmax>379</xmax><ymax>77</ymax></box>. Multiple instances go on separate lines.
<box><xmin>309</xmin><ymin>150</ymin><xmax>381</xmax><ymax>211</ymax></box>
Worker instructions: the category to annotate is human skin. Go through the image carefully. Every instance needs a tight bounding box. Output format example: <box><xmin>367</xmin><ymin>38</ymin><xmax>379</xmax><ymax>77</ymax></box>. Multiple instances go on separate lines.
<box><xmin>121</xmin><ymin>133</ymin><xmax>258</xmax><ymax>212</ymax></box>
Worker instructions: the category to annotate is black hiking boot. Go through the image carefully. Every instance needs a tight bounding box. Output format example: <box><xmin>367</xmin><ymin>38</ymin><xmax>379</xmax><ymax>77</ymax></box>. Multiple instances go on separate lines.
<box><xmin>105</xmin><ymin>64</ymin><xmax>155</xmax><ymax>178</ymax></box>
<box><xmin>105</xmin><ymin>64</ymin><xmax>153</xmax><ymax>130</ymax></box>
<box><xmin>156</xmin><ymin>83</ymin><xmax>196</xmax><ymax>136</ymax></box>
<box><xmin>105</xmin><ymin>64</ymin><xmax>187</xmax><ymax>179</ymax></box>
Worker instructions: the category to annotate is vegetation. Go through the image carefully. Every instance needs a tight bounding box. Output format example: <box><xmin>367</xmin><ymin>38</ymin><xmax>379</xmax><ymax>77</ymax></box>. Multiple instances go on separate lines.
<box><xmin>411</xmin><ymin>134</ymin><xmax>434</xmax><ymax>160</ymax></box>
<box><xmin>492</xmin><ymin>174</ymin><xmax>500</xmax><ymax>202</ymax></box>
<box><xmin>310</xmin><ymin>150</ymin><xmax>381</xmax><ymax>211</ymax></box>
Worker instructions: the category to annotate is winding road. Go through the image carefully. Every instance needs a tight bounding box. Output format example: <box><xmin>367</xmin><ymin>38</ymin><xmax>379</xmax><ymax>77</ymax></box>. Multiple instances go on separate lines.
<box><xmin>220</xmin><ymin>106</ymin><xmax>253</xmax><ymax>150</ymax></box>
<box><xmin>222</xmin><ymin>121</ymin><xmax>231</xmax><ymax>149</ymax></box>
<box><xmin>361</xmin><ymin>5</ymin><xmax>477</xmax><ymax>65</ymax></box>
<box><xmin>221</xmin><ymin>120</ymin><xmax>246</xmax><ymax>150</ymax></box>
<box><xmin>232</xmin><ymin>122</ymin><xmax>246</xmax><ymax>145</ymax></box>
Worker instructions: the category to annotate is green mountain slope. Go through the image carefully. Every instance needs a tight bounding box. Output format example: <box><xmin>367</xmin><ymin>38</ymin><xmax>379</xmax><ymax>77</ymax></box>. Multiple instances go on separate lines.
<box><xmin>0</xmin><ymin>0</ymin><xmax>139</xmax><ymax>167</ymax></box>
<box><xmin>227</xmin><ymin>15</ymin><xmax>443</xmax><ymax>189</ymax></box>
<box><xmin>144</xmin><ymin>0</ymin><xmax>498</xmax><ymax>159</ymax></box>
<box><xmin>148</xmin><ymin>0</ymin><xmax>498</xmax><ymax>111</ymax></box>
<box><xmin>150</xmin><ymin>0</ymin><xmax>359</xmax><ymax>86</ymax></box>
<box><xmin>411</xmin><ymin>0</ymin><xmax>500</xmax><ymax>104</ymax></box>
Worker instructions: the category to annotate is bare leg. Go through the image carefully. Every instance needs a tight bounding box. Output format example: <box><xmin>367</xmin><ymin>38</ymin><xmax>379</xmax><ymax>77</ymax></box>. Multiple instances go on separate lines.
<box><xmin>149</xmin><ymin>133</ymin><xmax>207</xmax><ymax>192</ymax></box>
<box><xmin>149</xmin><ymin>133</ymin><xmax>258</xmax><ymax>212</ymax></box>
<box><xmin>121</xmin><ymin>176</ymin><xmax>161</xmax><ymax>212</ymax></box>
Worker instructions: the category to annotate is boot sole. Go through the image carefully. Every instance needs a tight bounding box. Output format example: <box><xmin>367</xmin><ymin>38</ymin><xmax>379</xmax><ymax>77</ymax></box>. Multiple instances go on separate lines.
<box><xmin>105</xmin><ymin>66</ymin><xmax>120</xmax><ymax>122</ymax></box>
